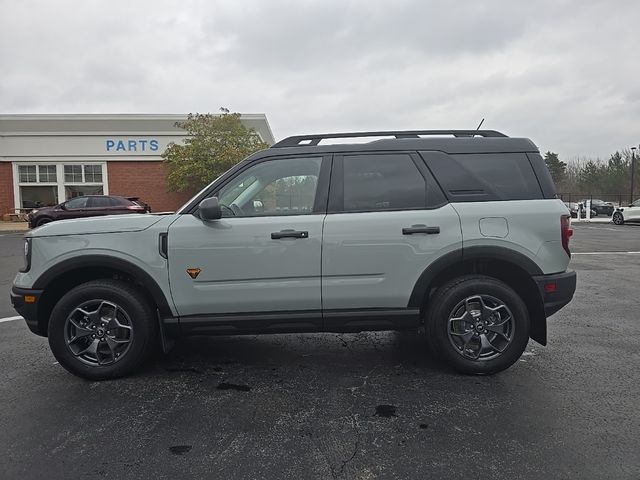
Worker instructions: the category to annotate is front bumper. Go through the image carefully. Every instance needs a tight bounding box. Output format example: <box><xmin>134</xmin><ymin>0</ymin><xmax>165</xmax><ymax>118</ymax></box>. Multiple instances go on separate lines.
<box><xmin>10</xmin><ymin>286</ymin><xmax>44</xmax><ymax>336</ymax></box>
<box><xmin>533</xmin><ymin>270</ymin><xmax>577</xmax><ymax>317</ymax></box>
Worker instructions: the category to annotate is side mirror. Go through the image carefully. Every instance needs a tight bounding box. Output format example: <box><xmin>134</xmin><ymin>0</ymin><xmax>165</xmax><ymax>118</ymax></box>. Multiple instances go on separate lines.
<box><xmin>199</xmin><ymin>197</ymin><xmax>222</xmax><ymax>221</ymax></box>
<box><xmin>59</xmin><ymin>203</ymin><xmax>67</xmax><ymax>210</ymax></box>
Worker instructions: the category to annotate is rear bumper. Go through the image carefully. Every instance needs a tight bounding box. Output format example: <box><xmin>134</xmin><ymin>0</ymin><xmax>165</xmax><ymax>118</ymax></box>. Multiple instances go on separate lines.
<box><xmin>533</xmin><ymin>270</ymin><xmax>577</xmax><ymax>317</ymax></box>
<box><xmin>10</xmin><ymin>286</ymin><xmax>44</xmax><ymax>336</ymax></box>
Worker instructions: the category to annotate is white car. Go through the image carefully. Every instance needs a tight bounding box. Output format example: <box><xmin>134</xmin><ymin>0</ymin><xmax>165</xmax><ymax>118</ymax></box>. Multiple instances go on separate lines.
<box><xmin>613</xmin><ymin>199</ymin><xmax>640</xmax><ymax>225</ymax></box>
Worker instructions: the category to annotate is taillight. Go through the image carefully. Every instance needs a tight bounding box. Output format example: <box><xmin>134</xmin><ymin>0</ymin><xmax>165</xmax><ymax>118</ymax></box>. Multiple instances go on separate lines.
<box><xmin>561</xmin><ymin>215</ymin><xmax>573</xmax><ymax>257</ymax></box>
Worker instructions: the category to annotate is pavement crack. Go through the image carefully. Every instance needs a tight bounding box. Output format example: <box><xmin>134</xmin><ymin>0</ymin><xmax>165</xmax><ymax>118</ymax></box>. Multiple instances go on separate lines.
<box><xmin>337</xmin><ymin>413</ymin><xmax>361</xmax><ymax>478</ymax></box>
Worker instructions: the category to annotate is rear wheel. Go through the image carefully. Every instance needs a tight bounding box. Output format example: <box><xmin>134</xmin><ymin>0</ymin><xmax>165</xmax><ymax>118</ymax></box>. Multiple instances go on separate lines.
<box><xmin>613</xmin><ymin>212</ymin><xmax>624</xmax><ymax>225</ymax></box>
<box><xmin>426</xmin><ymin>275</ymin><xmax>530</xmax><ymax>375</ymax></box>
<box><xmin>48</xmin><ymin>280</ymin><xmax>157</xmax><ymax>380</ymax></box>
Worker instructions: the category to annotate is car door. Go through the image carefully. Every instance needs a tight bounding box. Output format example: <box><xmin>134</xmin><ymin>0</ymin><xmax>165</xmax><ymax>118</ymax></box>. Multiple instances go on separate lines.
<box><xmin>59</xmin><ymin>196</ymin><xmax>89</xmax><ymax>220</ymax></box>
<box><xmin>85</xmin><ymin>196</ymin><xmax>113</xmax><ymax>217</ymax></box>
<box><xmin>321</xmin><ymin>152</ymin><xmax>463</xmax><ymax>330</ymax></box>
<box><xmin>167</xmin><ymin>155</ymin><xmax>330</xmax><ymax>328</ymax></box>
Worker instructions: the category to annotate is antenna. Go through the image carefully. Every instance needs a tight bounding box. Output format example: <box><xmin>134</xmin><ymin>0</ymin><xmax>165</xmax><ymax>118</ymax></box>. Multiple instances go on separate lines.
<box><xmin>475</xmin><ymin>118</ymin><xmax>485</xmax><ymax>131</ymax></box>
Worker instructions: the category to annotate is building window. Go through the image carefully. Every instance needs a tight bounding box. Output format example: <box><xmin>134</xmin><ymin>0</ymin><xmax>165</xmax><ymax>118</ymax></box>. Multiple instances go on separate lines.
<box><xmin>38</xmin><ymin>165</ymin><xmax>57</xmax><ymax>183</ymax></box>
<box><xmin>84</xmin><ymin>165</ymin><xmax>103</xmax><ymax>183</ymax></box>
<box><xmin>15</xmin><ymin>162</ymin><xmax>108</xmax><ymax>211</ymax></box>
<box><xmin>64</xmin><ymin>165</ymin><xmax>83</xmax><ymax>183</ymax></box>
<box><xmin>18</xmin><ymin>165</ymin><xmax>37</xmax><ymax>183</ymax></box>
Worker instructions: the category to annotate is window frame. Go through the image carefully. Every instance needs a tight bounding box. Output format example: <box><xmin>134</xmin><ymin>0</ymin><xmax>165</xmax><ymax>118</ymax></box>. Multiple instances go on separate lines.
<box><xmin>191</xmin><ymin>154</ymin><xmax>332</xmax><ymax>218</ymax></box>
<box><xmin>328</xmin><ymin>151</ymin><xmax>447</xmax><ymax>214</ymax></box>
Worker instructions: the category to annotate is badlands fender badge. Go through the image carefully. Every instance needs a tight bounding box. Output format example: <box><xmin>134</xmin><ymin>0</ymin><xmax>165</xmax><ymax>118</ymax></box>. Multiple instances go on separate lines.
<box><xmin>186</xmin><ymin>268</ymin><xmax>201</xmax><ymax>279</ymax></box>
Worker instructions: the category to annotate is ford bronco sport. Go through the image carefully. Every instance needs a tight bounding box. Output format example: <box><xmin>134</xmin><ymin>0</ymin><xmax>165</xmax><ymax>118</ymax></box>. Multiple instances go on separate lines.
<box><xmin>11</xmin><ymin>130</ymin><xmax>576</xmax><ymax>380</ymax></box>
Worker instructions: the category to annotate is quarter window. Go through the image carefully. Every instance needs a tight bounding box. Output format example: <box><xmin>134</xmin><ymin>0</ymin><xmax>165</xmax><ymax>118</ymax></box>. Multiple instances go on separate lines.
<box><xmin>342</xmin><ymin>154</ymin><xmax>427</xmax><ymax>212</ymax></box>
<box><xmin>452</xmin><ymin>154</ymin><xmax>542</xmax><ymax>200</ymax></box>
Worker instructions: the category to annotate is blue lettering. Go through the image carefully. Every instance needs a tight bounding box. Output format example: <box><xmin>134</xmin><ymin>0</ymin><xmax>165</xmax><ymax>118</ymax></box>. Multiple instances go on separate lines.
<box><xmin>106</xmin><ymin>139</ymin><xmax>115</xmax><ymax>151</ymax></box>
<box><xmin>139</xmin><ymin>139</ymin><xmax>147</xmax><ymax>151</ymax></box>
<box><xmin>150</xmin><ymin>140</ymin><xmax>159</xmax><ymax>151</ymax></box>
<box><xmin>128</xmin><ymin>140</ymin><xmax>137</xmax><ymax>151</ymax></box>
<box><xmin>116</xmin><ymin>140</ymin><xmax>126</xmax><ymax>151</ymax></box>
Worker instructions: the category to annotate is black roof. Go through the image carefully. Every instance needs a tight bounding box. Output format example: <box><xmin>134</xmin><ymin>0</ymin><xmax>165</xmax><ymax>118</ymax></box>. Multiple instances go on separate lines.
<box><xmin>250</xmin><ymin>130</ymin><xmax>538</xmax><ymax>159</ymax></box>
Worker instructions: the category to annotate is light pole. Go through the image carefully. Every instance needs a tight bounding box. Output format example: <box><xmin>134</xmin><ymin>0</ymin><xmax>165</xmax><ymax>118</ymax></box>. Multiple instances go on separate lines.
<box><xmin>632</xmin><ymin>146</ymin><xmax>637</xmax><ymax>205</ymax></box>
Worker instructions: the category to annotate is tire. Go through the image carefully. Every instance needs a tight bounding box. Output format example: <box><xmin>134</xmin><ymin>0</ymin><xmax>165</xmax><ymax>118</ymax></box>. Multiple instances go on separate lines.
<box><xmin>613</xmin><ymin>212</ymin><xmax>624</xmax><ymax>225</ymax></box>
<box><xmin>48</xmin><ymin>279</ymin><xmax>158</xmax><ymax>380</ymax></box>
<box><xmin>36</xmin><ymin>217</ymin><xmax>53</xmax><ymax>227</ymax></box>
<box><xmin>426</xmin><ymin>275</ymin><xmax>530</xmax><ymax>375</ymax></box>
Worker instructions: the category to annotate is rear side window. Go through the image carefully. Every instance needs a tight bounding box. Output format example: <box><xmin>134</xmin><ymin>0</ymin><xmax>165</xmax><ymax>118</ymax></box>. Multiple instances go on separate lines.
<box><xmin>342</xmin><ymin>154</ymin><xmax>427</xmax><ymax>211</ymax></box>
<box><xmin>88</xmin><ymin>197</ymin><xmax>111</xmax><ymax>208</ymax></box>
<box><xmin>451</xmin><ymin>153</ymin><xmax>542</xmax><ymax>200</ymax></box>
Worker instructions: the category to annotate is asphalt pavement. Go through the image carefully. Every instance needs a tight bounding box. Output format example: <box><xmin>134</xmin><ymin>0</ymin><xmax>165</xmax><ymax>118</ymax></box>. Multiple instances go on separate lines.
<box><xmin>0</xmin><ymin>224</ymin><xmax>639</xmax><ymax>479</ymax></box>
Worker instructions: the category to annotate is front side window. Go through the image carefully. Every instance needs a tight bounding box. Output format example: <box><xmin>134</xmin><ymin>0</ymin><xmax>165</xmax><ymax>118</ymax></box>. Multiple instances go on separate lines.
<box><xmin>342</xmin><ymin>154</ymin><xmax>427</xmax><ymax>212</ymax></box>
<box><xmin>64</xmin><ymin>196</ymin><xmax>89</xmax><ymax>209</ymax></box>
<box><xmin>215</xmin><ymin>157</ymin><xmax>322</xmax><ymax>217</ymax></box>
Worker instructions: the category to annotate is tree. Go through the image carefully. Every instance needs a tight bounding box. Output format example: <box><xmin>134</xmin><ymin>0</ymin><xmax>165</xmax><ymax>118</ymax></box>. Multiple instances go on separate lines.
<box><xmin>162</xmin><ymin>112</ymin><xmax>269</xmax><ymax>192</ymax></box>
<box><xmin>543</xmin><ymin>151</ymin><xmax>567</xmax><ymax>185</ymax></box>
<box><xmin>577</xmin><ymin>160</ymin><xmax>603</xmax><ymax>194</ymax></box>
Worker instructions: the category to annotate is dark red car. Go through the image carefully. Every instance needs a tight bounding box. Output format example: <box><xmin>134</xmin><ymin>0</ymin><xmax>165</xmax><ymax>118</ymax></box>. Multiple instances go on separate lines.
<box><xmin>28</xmin><ymin>195</ymin><xmax>150</xmax><ymax>228</ymax></box>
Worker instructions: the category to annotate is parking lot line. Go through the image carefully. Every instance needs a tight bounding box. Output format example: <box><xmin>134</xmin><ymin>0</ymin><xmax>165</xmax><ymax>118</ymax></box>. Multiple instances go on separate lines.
<box><xmin>0</xmin><ymin>316</ymin><xmax>22</xmax><ymax>323</ymax></box>
<box><xmin>573</xmin><ymin>251</ymin><xmax>640</xmax><ymax>255</ymax></box>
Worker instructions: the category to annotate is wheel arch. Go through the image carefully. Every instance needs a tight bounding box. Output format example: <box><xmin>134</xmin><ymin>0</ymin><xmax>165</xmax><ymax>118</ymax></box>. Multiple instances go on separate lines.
<box><xmin>32</xmin><ymin>255</ymin><xmax>173</xmax><ymax>336</ymax></box>
<box><xmin>409</xmin><ymin>246</ymin><xmax>547</xmax><ymax>345</ymax></box>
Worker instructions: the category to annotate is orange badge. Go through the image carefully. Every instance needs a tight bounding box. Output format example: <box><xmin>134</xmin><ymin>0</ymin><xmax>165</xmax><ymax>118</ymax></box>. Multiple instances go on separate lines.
<box><xmin>186</xmin><ymin>268</ymin><xmax>201</xmax><ymax>279</ymax></box>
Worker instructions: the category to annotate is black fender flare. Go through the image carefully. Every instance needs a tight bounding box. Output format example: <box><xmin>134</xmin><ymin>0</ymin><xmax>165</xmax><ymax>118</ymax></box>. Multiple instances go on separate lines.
<box><xmin>408</xmin><ymin>246</ymin><xmax>544</xmax><ymax>308</ymax></box>
<box><xmin>33</xmin><ymin>255</ymin><xmax>174</xmax><ymax>318</ymax></box>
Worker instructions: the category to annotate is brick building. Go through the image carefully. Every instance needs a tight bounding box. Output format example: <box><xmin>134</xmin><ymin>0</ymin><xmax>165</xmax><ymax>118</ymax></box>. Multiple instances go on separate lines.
<box><xmin>0</xmin><ymin>114</ymin><xmax>275</xmax><ymax>216</ymax></box>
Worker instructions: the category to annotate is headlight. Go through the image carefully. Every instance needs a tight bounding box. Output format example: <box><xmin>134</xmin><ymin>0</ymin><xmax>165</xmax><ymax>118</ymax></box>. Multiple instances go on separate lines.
<box><xmin>20</xmin><ymin>239</ymin><xmax>32</xmax><ymax>273</ymax></box>
<box><xmin>30</xmin><ymin>209</ymin><xmax>39</xmax><ymax>216</ymax></box>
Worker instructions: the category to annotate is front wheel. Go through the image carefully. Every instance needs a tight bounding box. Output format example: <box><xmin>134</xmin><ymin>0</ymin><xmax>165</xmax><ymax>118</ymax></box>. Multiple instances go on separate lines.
<box><xmin>48</xmin><ymin>280</ymin><xmax>157</xmax><ymax>380</ymax></box>
<box><xmin>613</xmin><ymin>212</ymin><xmax>624</xmax><ymax>225</ymax></box>
<box><xmin>36</xmin><ymin>217</ymin><xmax>52</xmax><ymax>227</ymax></box>
<box><xmin>426</xmin><ymin>275</ymin><xmax>530</xmax><ymax>375</ymax></box>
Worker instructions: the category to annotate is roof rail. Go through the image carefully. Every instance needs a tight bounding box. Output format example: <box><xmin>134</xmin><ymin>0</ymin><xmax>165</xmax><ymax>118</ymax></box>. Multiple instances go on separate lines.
<box><xmin>271</xmin><ymin>130</ymin><xmax>507</xmax><ymax>148</ymax></box>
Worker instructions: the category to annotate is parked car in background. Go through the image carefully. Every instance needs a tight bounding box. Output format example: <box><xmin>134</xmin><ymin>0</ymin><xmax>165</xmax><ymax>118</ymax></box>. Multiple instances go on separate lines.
<box><xmin>612</xmin><ymin>199</ymin><xmax>640</xmax><ymax>225</ymax></box>
<box><xmin>28</xmin><ymin>195</ymin><xmax>150</xmax><ymax>228</ymax></box>
<box><xmin>564</xmin><ymin>202</ymin><xmax>596</xmax><ymax>219</ymax></box>
<box><xmin>578</xmin><ymin>199</ymin><xmax>614</xmax><ymax>216</ymax></box>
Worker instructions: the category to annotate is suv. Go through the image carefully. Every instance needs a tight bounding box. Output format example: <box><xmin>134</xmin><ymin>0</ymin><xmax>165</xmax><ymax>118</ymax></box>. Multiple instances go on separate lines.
<box><xmin>11</xmin><ymin>130</ymin><xmax>576</xmax><ymax>380</ymax></box>
<box><xmin>27</xmin><ymin>195</ymin><xmax>149</xmax><ymax>228</ymax></box>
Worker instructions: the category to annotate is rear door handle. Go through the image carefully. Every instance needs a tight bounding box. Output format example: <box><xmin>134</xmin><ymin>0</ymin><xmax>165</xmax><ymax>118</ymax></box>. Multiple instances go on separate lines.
<box><xmin>271</xmin><ymin>229</ymin><xmax>309</xmax><ymax>239</ymax></box>
<box><xmin>402</xmin><ymin>224</ymin><xmax>440</xmax><ymax>235</ymax></box>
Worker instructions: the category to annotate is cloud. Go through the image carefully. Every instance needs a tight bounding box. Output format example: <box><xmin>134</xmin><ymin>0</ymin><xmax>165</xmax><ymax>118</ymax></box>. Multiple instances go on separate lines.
<box><xmin>1</xmin><ymin>0</ymin><xmax>638</xmax><ymax>158</ymax></box>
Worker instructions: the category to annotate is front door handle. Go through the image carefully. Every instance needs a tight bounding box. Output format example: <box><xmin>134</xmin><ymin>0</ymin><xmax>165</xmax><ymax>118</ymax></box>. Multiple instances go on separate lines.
<box><xmin>402</xmin><ymin>224</ymin><xmax>440</xmax><ymax>235</ymax></box>
<box><xmin>271</xmin><ymin>229</ymin><xmax>309</xmax><ymax>240</ymax></box>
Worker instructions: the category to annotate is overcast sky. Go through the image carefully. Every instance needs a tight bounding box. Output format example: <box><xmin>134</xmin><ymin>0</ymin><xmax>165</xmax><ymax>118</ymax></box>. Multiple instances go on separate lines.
<box><xmin>1</xmin><ymin>0</ymin><xmax>638</xmax><ymax>159</ymax></box>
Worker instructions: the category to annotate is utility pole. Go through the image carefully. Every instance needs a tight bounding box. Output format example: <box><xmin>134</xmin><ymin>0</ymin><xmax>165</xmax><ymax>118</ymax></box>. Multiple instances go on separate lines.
<box><xmin>632</xmin><ymin>146</ymin><xmax>637</xmax><ymax>205</ymax></box>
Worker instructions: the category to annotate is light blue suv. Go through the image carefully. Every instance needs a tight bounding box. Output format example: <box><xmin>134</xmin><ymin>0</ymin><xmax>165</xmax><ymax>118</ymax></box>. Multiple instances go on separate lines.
<box><xmin>11</xmin><ymin>130</ymin><xmax>576</xmax><ymax>379</ymax></box>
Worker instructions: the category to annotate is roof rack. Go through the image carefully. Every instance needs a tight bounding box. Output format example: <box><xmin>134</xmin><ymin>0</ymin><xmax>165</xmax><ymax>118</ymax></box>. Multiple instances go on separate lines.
<box><xmin>272</xmin><ymin>130</ymin><xmax>507</xmax><ymax>148</ymax></box>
